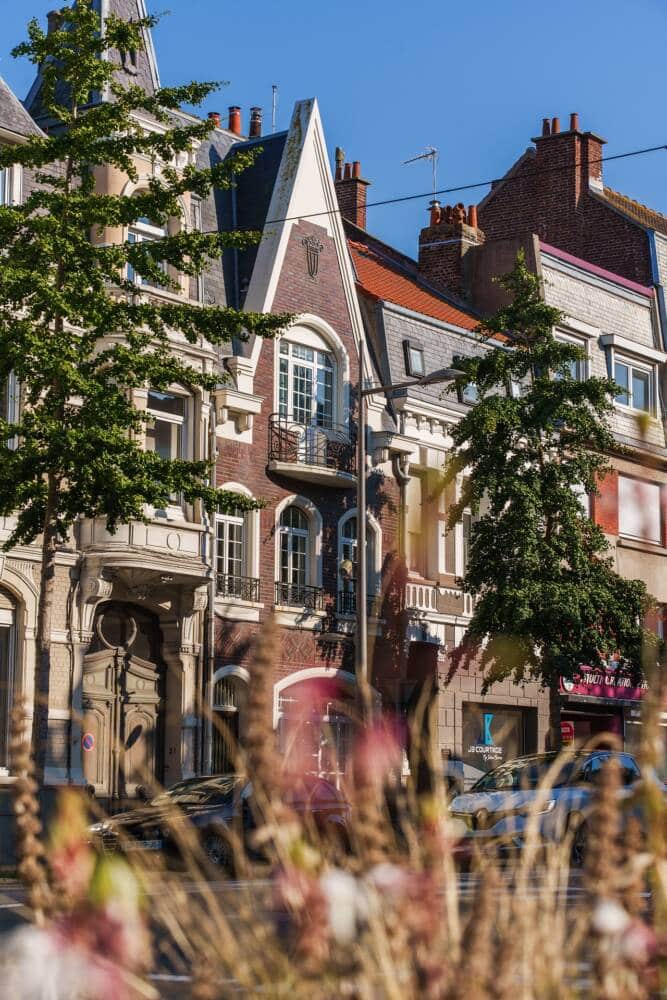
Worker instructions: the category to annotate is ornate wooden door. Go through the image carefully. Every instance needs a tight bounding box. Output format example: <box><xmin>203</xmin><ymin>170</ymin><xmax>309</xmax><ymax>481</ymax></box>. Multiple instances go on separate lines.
<box><xmin>82</xmin><ymin>603</ymin><xmax>164</xmax><ymax>800</ymax></box>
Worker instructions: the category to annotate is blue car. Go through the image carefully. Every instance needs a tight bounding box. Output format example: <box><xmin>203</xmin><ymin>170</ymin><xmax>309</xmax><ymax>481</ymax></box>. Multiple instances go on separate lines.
<box><xmin>449</xmin><ymin>750</ymin><xmax>649</xmax><ymax>865</ymax></box>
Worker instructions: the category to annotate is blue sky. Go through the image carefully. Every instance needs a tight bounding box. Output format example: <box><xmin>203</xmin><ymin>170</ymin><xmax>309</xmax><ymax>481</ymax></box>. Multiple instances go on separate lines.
<box><xmin>2</xmin><ymin>0</ymin><xmax>667</xmax><ymax>257</ymax></box>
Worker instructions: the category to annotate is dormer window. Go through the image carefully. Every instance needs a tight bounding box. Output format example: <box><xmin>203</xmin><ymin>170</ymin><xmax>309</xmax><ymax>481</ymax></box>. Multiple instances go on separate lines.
<box><xmin>403</xmin><ymin>340</ymin><xmax>425</xmax><ymax>378</ymax></box>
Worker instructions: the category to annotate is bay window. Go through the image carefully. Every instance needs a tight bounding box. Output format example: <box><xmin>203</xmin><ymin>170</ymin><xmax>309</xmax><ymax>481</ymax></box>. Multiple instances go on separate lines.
<box><xmin>145</xmin><ymin>390</ymin><xmax>185</xmax><ymax>461</ymax></box>
<box><xmin>128</xmin><ymin>215</ymin><xmax>168</xmax><ymax>287</ymax></box>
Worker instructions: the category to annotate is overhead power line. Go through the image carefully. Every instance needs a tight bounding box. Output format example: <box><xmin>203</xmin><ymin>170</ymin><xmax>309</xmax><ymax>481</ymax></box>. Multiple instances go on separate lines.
<box><xmin>201</xmin><ymin>141</ymin><xmax>667</xmax><ymax>234</ymax></box>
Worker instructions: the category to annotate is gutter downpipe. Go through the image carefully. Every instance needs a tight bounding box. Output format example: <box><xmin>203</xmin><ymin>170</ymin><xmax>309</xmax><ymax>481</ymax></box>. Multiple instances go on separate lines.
<box><xmin>648</xmin><ymin>230</ymin><xmax>667</xmax><ymax>351</ymax></box>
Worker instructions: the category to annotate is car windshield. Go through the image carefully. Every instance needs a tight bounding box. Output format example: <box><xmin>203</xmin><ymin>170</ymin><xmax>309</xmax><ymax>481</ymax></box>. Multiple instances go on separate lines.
<box><xmin>471</xmin><ymin>758</ymin><xmax>576</xmax><ymax>792</ymax></box>
<box><xmin>150</xmin><ymin>776</ymin><xmax>241</xmax><ymax>807</ymax></box>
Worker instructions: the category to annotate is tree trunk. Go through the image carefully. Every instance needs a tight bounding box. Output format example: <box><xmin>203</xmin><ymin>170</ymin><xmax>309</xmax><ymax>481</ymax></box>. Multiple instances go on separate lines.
<box><xmin>547</xmin><ymin>676</ymin><xmax>562</xmax><ymax>752</ymax></box>
<box><xmin>31</xmin><ymin>472</ymin><xmax>60</xmax><ymax>785</ymax></box>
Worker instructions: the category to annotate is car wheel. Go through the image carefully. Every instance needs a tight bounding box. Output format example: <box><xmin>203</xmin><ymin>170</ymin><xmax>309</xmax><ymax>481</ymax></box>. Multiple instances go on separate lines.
<box><xmin>570</xmin><ymin>817</ymin><xmax>588</xmax><ymax>868</ymax></box>
<box><xmin>203</xmin><ymin>831</ymin><xmax>232</xmax><ymax>872</ymax></box>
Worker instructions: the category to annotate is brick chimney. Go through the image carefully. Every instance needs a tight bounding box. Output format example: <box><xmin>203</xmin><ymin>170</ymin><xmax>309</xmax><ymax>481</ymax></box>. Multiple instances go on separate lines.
<box><xmin>249</xmin><ymin>107</ymin><xmax>262</xmax><ymax>138</ymax></box>
<box><xmin>532</xmin><ymin>111</ymin><xmax>606</xmax><ymax>204</ymax></box>
<box><xmin>47</xmin><ymin>9</ymin><xmax>63</xmax><ymax>34</ymax></box>
<box><xmin>334</xmin><ymin>149</ymin><xmax>371</xmax><ymax>230</ymax></box>
<box><xmin>208</xmin><ymin>111</ymin><xmax>221</xmax><ymax>129</ymax></box>
<box><xmin>228</xmin><ymin>106</ymin><xmax>242</xmax><ymax>136</ymax></box>
<box><xmin>418</xmin><ymin>202</ymin><xmax>485</xmax><ymax>298</ymax></box>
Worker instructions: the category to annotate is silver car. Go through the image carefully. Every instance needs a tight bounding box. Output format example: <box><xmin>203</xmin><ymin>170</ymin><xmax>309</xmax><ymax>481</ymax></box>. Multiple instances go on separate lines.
<box><xmin>449</xmin><ymin>750</ymin><xmax>645</xmax><ymax>864</ymax></box>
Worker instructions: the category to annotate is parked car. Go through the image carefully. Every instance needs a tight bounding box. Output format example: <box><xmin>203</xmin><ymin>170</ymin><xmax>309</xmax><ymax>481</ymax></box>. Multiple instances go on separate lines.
<box><xmin>448</xmin><ymin>750</ymin><xmax>658</xmax><ymax>865</ymax></box>
<box><xmin>89</xmin><ymin>773</ymin><xmax>351</xmax><ymax>870</ymax></box>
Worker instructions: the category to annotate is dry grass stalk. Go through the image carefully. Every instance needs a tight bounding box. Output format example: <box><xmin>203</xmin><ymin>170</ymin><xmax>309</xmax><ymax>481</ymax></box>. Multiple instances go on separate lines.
<box><xmin>8</xmin><ymin>697</ymin><xmax>53</xmax><ymax>925</ymax></box>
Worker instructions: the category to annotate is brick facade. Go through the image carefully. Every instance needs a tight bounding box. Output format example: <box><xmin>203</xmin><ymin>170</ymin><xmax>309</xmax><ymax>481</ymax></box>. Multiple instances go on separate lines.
<box><xmin>214</xmin><ymin>218</ymin><xmax>403</xmax><ymax>712</ymax></box>
<box><xmin>478</xmin><ymin>121</ymin><xmax>653</xmax><ymax>287</ymax></box>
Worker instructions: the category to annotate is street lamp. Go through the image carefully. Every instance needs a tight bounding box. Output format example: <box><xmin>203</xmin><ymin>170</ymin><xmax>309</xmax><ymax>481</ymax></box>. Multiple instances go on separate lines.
<box><xmin>354</xmin><ymin>350</ymin><xmax>463</xmax><ymax>714</ymax></box>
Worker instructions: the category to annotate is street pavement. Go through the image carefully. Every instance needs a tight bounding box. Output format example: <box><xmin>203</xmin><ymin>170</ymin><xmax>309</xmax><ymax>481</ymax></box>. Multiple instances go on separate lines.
<box><xmin>0</xmin><ymin>869</ymin><xmax>643</xmax><ymax>996</ymax></box>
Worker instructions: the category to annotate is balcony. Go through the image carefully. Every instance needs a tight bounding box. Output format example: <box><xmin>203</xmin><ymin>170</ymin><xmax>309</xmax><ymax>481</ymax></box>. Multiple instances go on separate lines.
<box><xmin>267</xmin><ymin>414</ymin><xmax>356</xmax><ymax>488</ymax></box>
<box><xmin>405</xmin><ymin>581</ymin><xmax>438</xmax><ymax>613</ymax></box>
<box><xmin>336</xmin><ymin>590</ymin><xmax>381</xmax><ymax>617</ymax></box>
<box><xmin>217</xmin><ymin>574</ymin><xmax>261</xmax><ymax>603</ymax></box>
<box><xmin>274</xmin><ymin>581</ymin><xmax>325</xmax><ymax>611</ymax></box>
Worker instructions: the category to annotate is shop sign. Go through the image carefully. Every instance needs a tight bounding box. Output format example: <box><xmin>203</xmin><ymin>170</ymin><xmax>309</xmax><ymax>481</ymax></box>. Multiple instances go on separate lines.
<box><xmin>561</xmin><ymin>720</ymin><xmax>575</xmax><ymax>744</ymax></box>
<box><xmin>461</xmin><ymin>705</ymin><xmax>525</xmax><ymax>775</ymax></box>
<box><xmin>560</xmin><ymin>662</ymin><xmax>648</xmax><ymax>702</ymax></box>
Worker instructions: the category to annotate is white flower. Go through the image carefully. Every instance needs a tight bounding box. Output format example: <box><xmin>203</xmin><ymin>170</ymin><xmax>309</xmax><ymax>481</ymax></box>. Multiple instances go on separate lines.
<box><xmin>0</xmin><ymin>926</ymin><xmax>90</xmax><ymax>999</ymax></box>
<box><xmin>366</xmin><ymin>862</ymin><xmax>410</xmax><ymax>895</ymax></box>
<box><xmin>319</xmin><ymin>868</ymin><xmax>366</xmax><ymax>945</ymax></box>
<box><xmin>592</xmin><ymin>899</ymin><xmax>631</xmax><ymax>936</ymax></box>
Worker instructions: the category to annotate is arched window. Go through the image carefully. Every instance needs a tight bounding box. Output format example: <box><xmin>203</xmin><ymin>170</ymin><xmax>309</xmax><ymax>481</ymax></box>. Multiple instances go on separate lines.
<box><xmin>278</xmin><ymin>340</ymin><xmax>334</xmax><ymax>428</ymax></box>
<box><xmin>277</xmin><ymin>506</ymin><xmax>310</xmax><ymax>607</ymax></box>
<box><xmin>211</xmin><ymin>673</ymin><xmax>247</xmax><ymax>774</ymax></box>
<box><xmin>127</xmin><ymin>214</ymin><xmax>167</xmax><ymax>287</ymax></box>
<box><xmin>0</xmin><ymin>590</ymin><xmax>17</xmax><ymax>773</ymax></box>
<box><xmin>337</xmin><ymin>513</ymin><xmax>379</xmax><ymax>615</ymax></box>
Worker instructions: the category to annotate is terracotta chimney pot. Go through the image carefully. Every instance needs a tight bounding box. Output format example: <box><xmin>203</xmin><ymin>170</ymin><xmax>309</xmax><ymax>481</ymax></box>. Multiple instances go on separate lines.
<box><xmin>542</xmin><ymin>117</ymin><xmax>551</xmax><ymax>136</ymax></box>
<box><xmin>208</xmin><ymin>111</ymin><xmax>221</xmax><ymax>128</ymax></box>
<box><xmin>249</xmin><ymin>107</ymin><xmax>262</xmax><ymax>138</ymax></box>
<box><xmin>228</xmin><ymin>106</ymin><xmax>242</xmax><ymax>135</ymax></box>
<box><xmin>551</xmin><ymin>116</ymin><xmax>561</xmax><ymax>134</ymax></box>
<box><xmin>570</xmin><ymin>112</ymin><xmax>580</xmax><ymax>132</ymax></box>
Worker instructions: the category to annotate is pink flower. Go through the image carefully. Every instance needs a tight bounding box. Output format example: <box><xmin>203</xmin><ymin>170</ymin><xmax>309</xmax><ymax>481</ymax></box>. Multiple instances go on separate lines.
<box><xmin>353</xmin><ymin>716</ymin><xmax>403</xmax><ymax>786</ymax></box>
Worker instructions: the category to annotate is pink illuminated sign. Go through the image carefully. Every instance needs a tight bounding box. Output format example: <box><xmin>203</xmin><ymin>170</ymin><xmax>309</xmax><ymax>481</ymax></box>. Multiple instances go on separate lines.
<box><xmin>560</xmin><ymin>666</ymin><xmax>647</xmax><ymax>702</ymax></box>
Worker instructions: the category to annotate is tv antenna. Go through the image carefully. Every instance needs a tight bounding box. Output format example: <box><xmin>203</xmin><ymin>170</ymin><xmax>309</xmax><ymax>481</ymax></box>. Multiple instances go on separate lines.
<box><xmin>271</xmin><ymin>85</ymin><xmax>278</xmax><ymax>133</ymax></box>
<box><xmin>403</xmin><ymin>146</ymin><xmax>439</xmax><ymax>198</ymax></box>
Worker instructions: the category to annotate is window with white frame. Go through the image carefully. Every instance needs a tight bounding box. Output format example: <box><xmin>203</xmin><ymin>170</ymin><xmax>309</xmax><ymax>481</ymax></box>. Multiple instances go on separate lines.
<box><xmin>145</xmin><ymin>390</ymin><xmax>186</xmax><ymax>461</ymax></box>
<box><xmin>554</xmin><ymin>332</ymin><xmax>586</xmax><ymax>381</ymax></box>
<box><xmin>191</xmin><ymin>198</ymin><xmax>203</xmax><ymax>301</ymax></box>
<box><xmin>0</xmin><ymin>168</ymin><xmax>9</xmax><ymax>206</ymax></box>
<box><xmin>1</xmin><ymin>372</ymin><xmax>19</xmax><ymax>447</ymax></box>
<box><xmin>278</xmin><ymin>341</ymin><xmax>334</xmax><ymax>427</ymax></box>
<box><xmin>128</xmin><ymin>215</ymin><xmax>168</xmax><ymax>287</ymax></box>
<box><xmin>215</xmin><ymin>510</ymin><xmax>260</xmax><ymax>600</ymax></box>
<box><xmin>406</xmin><ymin>473</ymin><xmax>425</xmax><ymax>576</ymax></box>
<box><xmin>338</xmin><ymin>515</ymin><xmax>377</xmax><ymax>614</ymax></box>
<box><xmin>462</xmin><ymin>510</ymin><xmax>473</xmax><ymax>571</ymax></box>
<box><xmin>619</xmin><ymin>475</ymin><xmax>662</xmax><ymax>544</ymax></box>
<box><xmin>614</xmin><ymin>357</ymin><xmax>653</xmax><ymax>413</ymax></box>
<box><xmin>0</xmin><ymin>592</ymin><xmax>16</xmax><ymax>773</ymax></box>
<box><xmin>278</xmin><ymin>506</ymin><xmax>310</xmax><ymax>605</ymax></box>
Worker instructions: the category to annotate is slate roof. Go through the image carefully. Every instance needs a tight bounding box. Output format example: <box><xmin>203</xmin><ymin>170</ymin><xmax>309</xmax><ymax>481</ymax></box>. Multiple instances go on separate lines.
<box><xmin>0</xmin><ymin>76</ymin><xmax>42</xmax><ymax>139</ymax></box>
<box><xmin>346</xmin><ymin>227</ymin><xmax>479</xmax><ymax>332</ymax></box>
<box><xmin>595</xmin><ymin>187</ymin><xmax>667</xmax><ymax>237</ymax></box>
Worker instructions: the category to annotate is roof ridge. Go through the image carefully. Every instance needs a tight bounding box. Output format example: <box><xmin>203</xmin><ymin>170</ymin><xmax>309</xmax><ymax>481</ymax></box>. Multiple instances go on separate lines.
<box><xmin>604</xmin><ymin>185</ymin><xmax>667</xmax><ymax>222</ymax></box>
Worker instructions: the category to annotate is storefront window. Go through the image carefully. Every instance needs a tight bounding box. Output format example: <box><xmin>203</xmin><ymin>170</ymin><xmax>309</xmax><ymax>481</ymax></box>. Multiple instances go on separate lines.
<box><xmin>462</xmin><ymin>703</ymin><xmax>534</xmax><ymax>783</ymax></box>
<box><xmin>276</xmin><ymin>678</ymin><xmax>354</xmax><ymax>786</ymax></box>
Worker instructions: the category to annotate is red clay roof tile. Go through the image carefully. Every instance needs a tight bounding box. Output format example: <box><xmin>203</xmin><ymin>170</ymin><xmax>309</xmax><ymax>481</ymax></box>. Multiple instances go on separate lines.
<box><xmin>348</xmin><ymin>239</ymin><xmax>479</xmax><ymax>331</ymax></box>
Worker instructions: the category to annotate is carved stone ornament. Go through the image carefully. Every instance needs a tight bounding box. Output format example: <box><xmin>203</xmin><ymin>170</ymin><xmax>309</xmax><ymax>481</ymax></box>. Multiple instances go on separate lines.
<box><xmin>302</xmin><ymin>235</ymin><xmax>324</xmax><ymax>278</ymax></box>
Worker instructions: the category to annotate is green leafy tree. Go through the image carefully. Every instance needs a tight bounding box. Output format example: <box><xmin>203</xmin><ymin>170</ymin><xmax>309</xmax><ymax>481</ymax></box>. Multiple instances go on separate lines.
<box><xmin>444</xmin><ymin>252</ymin><xmax>650</xmax><ymax>748</ymax></box>
<box><xmin>0</xmin><ymin>3</ymin><xmax>288</xmax><ymax>781</ymax></box>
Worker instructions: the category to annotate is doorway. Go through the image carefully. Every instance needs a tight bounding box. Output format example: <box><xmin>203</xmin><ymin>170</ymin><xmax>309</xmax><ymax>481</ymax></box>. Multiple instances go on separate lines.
<box><xmin>82</xmin><ymin>602</ymin><xmax>165</xmax><ymax>802</ymax></box>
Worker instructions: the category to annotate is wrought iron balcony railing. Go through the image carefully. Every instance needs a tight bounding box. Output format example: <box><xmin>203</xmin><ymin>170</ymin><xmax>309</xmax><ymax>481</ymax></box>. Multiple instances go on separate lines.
<box><xmin>337</xmin><ymin>590</ymin><xmax>381</xmax><ymax>616</ymax></box>
<box><xmin>217</xmin><ymin>574</ymin><xmax>261</xmax><ymax>602</ymax></box>
<box><xmin>268</xmin><ymin>414</ymin><xmax>356</xmax><ymax>475</ymax></box>
<box><xmin>275</xmin><ymin>581</ymin><xmax>325</xmax><ymax>611</ymax></box>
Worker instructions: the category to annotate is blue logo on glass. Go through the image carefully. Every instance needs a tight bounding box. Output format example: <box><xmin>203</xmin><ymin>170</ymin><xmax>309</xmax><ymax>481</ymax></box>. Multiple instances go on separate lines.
<box><xmin>482</xmin><ymin>713</ymin><xmax>494</xmax><ymax>746</ymax></box>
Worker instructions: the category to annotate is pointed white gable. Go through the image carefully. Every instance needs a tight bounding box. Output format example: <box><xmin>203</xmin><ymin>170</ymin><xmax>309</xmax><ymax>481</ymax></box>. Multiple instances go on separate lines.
<box><xmin>244</xmin><ymin>99</ymin><xmax>367</xmax><ymax>370</ymax></box>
